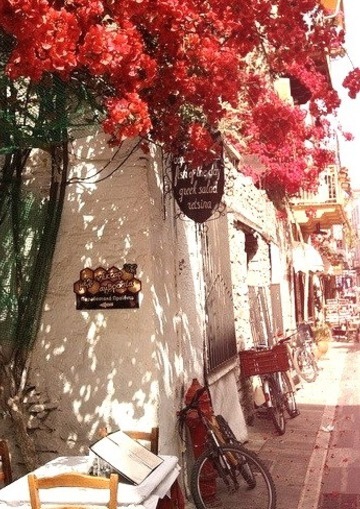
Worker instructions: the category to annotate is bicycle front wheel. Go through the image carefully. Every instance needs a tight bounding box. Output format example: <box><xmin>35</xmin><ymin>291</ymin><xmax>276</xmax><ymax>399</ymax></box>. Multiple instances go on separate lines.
<box><xmin>293</xmin><ymin>347</ymin><xmax>318</xmax><ymax>383</ymax></box>
<box><xmin>267</xmin><ymin>375</ymin><xmax>286</xmax><ymax>435</ymax></box>
<box><xmin>191</xmin><ymin>444</ymin><xmax>276</xmax><ymax>509</ymax></box>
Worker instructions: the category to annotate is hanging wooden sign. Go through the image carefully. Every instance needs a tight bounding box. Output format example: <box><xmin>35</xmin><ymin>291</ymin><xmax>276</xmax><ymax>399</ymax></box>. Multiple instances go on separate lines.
<box><xmin>172</xmin><ymin>155</ymin><xmax>225</xmax><ymax>223</ymax></box>
<box><xmin>73</xmin><ymin>264</ymin><xmax>141</xmax><ymax>310</ymax></box>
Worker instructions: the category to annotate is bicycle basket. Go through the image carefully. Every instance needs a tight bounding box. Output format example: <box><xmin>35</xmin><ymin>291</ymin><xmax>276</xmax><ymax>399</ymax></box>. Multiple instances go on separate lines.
<box><xmin>239</xmin><ymin>344</ymin><xmax>289</xmax><ymax>377</ymax></box>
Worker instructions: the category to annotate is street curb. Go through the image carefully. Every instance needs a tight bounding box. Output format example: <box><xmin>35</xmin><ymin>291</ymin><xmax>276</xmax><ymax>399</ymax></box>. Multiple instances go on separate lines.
<box><xmin>297</xmin><ymin>345</ymin><xmax>347</xmax><ymax>509</ymax></box>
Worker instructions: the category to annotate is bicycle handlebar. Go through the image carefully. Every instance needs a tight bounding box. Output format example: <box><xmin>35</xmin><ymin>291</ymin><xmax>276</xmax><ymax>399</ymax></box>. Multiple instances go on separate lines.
<box><xmin>276</xmin><ymin>331</ymin><xmax>298</xmax><ymax>344</ymax></box>
<box><xmin>188</xmin><ymin>385</ymin><xmax>208</xmax><ymax>404</ymax></box>
<box><xmin>177</xmin><ymin>385</ymin><xmax>209</xmax><ymax>419</ymax></box>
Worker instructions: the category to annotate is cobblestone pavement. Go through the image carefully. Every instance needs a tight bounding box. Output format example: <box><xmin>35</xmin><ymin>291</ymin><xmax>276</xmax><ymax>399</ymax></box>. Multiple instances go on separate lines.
<box><xmin>183</xmin><ymin>340</ymin><xmax>360</xmax><ymax>509</ymax></box>
<box><xmin>246</xmin><ymin>340</ymin><xmax>360</xmax><ymax>509</ymax></box>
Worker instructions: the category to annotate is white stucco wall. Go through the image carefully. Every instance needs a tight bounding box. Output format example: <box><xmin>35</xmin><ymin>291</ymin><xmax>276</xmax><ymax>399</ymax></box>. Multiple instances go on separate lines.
<box><xmin>27</xmin><ymin>133</ymin><xmax>208</xmax><ymax>462</ymax></box>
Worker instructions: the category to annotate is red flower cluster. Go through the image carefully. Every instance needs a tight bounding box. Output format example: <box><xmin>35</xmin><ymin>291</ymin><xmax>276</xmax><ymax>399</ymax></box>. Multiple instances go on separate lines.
<box><xmin>343</xmin><ymin>68</ymin><xmax>360</xmax><ymax>99</ymax></box>
<box><xmin>2</xmin><ymin>1</ymin><xmax>81</xmax><ymax>80</ymax></box>
<box><xmin>0</xmin><ymin>0</ymin><xmax>353</xmax><ymax>191</ymax></box>
<box><xmin>103</xmin><ymin>94</ymin><xmax>152</xmax><ymax>143</ymax></box>
<box><xmin>225</xmin><ymin>84</ymin><xmax>335</xmax><ymax>194</ymax></box>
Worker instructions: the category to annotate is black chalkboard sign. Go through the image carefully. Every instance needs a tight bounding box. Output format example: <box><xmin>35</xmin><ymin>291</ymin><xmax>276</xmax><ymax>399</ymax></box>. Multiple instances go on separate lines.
<box><xmin>172</xmin><ymin>156</ymin><xmax>225</xmax><ymax>223</ymax></box>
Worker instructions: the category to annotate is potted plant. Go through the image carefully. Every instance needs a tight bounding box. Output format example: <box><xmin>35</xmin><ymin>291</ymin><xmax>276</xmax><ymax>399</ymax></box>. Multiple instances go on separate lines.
<box><xmin>312</xmin><ymin>322</ymin><xmax>332</xmax><ymax>358</ymax></box>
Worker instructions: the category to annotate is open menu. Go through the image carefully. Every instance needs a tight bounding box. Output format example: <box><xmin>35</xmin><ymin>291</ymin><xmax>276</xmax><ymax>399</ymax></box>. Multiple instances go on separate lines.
<box><xmin>89</xmin><ymin>430</ymin><xmax>163</xmax><ymax>485</ymax></box>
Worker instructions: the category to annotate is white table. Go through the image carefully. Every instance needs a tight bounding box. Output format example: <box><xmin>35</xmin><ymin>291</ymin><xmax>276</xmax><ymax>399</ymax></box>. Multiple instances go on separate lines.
<box><xmin>0</xmin><ymin>455</ymin><xmax>180</xmax><ymax>509</ymax></box>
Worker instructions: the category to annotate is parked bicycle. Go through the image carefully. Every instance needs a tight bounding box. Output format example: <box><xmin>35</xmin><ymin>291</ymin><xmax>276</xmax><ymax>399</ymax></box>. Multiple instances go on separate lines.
<box><xmin>240</xmin><ymin>342</ymin><xmax>299</xmax><ymax>435</ymax></box>
<box><xmin>178</xmin><ymin>386</ymin><xmax>277</xmax><ymax>509</ymax></box>
<box><xmin>279</xmin><ymin>324</ymin><xmax>319</xmax><ymax>383</ymax></box>
<box><xmin>263</xmin><ymin>365</ymin><xmax>300</xmax><ymax>435</ymax></box>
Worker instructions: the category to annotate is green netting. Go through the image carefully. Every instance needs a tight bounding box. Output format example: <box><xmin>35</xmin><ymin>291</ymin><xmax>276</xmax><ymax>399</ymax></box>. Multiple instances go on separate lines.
<box><xmin>0</xmin><ymin>148</ymin><xmax>66</xmax><ymax>352</ymax></box>
<box><xmin>0</xmin><ymin>178</ymin><xmax>45</xmax><ymax>342</ymax></box>
<box><xmin>0</xmin><ymin>28</ymin><xmax>103</xmax><ymax>357</ymax></box>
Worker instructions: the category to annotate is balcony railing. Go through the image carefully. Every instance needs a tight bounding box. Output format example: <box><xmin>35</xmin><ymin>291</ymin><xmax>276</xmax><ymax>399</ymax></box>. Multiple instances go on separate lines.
<box><xmin>291</xmin><ymin>165</ymin><xmax>347</xmax><ymax>207</ymax></box>
<box><xmin>290</xmin><ymin>165</ymin><xmax>351</xmax><ymax>232</ymax></box>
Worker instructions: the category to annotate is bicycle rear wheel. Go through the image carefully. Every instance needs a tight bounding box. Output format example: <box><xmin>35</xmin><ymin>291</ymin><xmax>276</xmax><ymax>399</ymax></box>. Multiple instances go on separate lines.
<box><xmin>267</xmin><ymin>375</ymin><xmax>286</xmax><ymax>435</ymax></box>
<box><xmin>280</xmin><ymin>371</ymin><xmax>300</xmax><ymax>418</ymax></box>
<box><xmin>191</xmin><ymin>444</ymin><xmax>276</xmax><ymax>509</ymax></box>
<box><xmin>293</xmin><ymin>346</ymin><xmax>318</xmax><ymax>383</ymax></box>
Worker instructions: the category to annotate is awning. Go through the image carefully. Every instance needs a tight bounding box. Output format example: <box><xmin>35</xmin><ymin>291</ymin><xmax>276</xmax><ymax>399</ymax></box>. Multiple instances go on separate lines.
<box><xmin>320</xmin><ymin>0</ymin><xmax>341</xmax><ymax>17</ymax></box>
<box><xmin>292</xmin><ymin>242</ymin><xmax>325</xmax><ymax>273</ymax></box>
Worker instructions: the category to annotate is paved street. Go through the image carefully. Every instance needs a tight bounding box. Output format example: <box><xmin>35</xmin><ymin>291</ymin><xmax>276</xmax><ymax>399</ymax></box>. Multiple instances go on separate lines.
<box><xmin>247</xmin><ymin>340</ymin><xmax>360</xmax><ymax>509</ymax></box>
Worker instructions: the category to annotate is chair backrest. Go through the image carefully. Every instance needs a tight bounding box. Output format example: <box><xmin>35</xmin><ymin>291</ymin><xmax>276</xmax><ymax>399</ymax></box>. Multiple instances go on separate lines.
<box><xmin>27</xmin><ymin>472</ymin><xmax>118</xmax><ymax>509</ymax></box>
<box><xmin>124</xmin><ymin>427</ymin><xmax>159</xmax><ymax>454</ymax></box>
<box><xmin>0</xmin><ymin>439</ymin><xmax>13</xmax><ymax>486</ymax></box>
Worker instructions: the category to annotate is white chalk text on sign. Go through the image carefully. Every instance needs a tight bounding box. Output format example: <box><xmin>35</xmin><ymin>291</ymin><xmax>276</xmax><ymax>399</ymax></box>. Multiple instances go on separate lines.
<box><xmin>172</xmin><ymin>156</ymin><xmax>225</xmax><ymax>223</ymax></box>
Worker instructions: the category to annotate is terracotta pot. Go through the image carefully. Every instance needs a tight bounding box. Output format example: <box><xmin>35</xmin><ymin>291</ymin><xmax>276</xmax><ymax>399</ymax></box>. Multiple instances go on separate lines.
<box><xmin>315</xmin><ymin>340</ymin><xmax>329</xmax><ymax>358</ymax></box>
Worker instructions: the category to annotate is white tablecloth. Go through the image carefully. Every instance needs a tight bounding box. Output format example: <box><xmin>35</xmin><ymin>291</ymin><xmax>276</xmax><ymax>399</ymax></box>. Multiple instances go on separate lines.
<box><xmin>0</xmin><ymin>455</ymin><xmax>180</xmax><ymax>509</ymax></box>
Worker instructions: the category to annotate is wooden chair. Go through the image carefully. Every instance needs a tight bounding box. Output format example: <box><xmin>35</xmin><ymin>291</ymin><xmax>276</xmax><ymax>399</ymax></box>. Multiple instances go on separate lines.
<box><xmin>124</xmin><ymin>427</ymin><xmax>159</xmax><ymax>454</ymax></box>
<box><xmin>0</xmin><ymin>439</ymin><xmax>13</xmax><ymax>486</ymax></box>
<box><xmin>27</xmin><ymin>472</ymin><xmax>119</xmax><ymax>509</ymax></box>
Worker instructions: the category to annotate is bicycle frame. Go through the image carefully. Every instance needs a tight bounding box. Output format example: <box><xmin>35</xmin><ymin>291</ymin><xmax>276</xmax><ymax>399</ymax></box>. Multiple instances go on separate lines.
<box><xmin>178</xmin><ymin>388</ymin><xmax>244</xmax><ymax>482</ymax></box>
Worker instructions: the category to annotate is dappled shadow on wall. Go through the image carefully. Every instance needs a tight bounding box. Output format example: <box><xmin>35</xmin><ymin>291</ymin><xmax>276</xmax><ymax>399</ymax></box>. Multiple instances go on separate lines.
<box><xmin>29</xmin><ymin>135</ymin><xmax>202</xmax><ymax>456</ymax></box>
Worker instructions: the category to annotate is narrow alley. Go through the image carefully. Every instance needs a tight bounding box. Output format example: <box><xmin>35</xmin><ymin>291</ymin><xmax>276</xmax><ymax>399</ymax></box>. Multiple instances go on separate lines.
<box><xmin>247</xmin><ymin>340</ymin><xmax>360</xmax><ymax>509</ymax></box>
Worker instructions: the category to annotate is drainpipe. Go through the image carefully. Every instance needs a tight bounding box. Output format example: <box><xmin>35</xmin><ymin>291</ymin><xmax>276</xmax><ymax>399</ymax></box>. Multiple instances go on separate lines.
<box><xmin>304</xmin><ymin>270</ymin><xmax>309</xmax><ymax>322</ymax></box>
